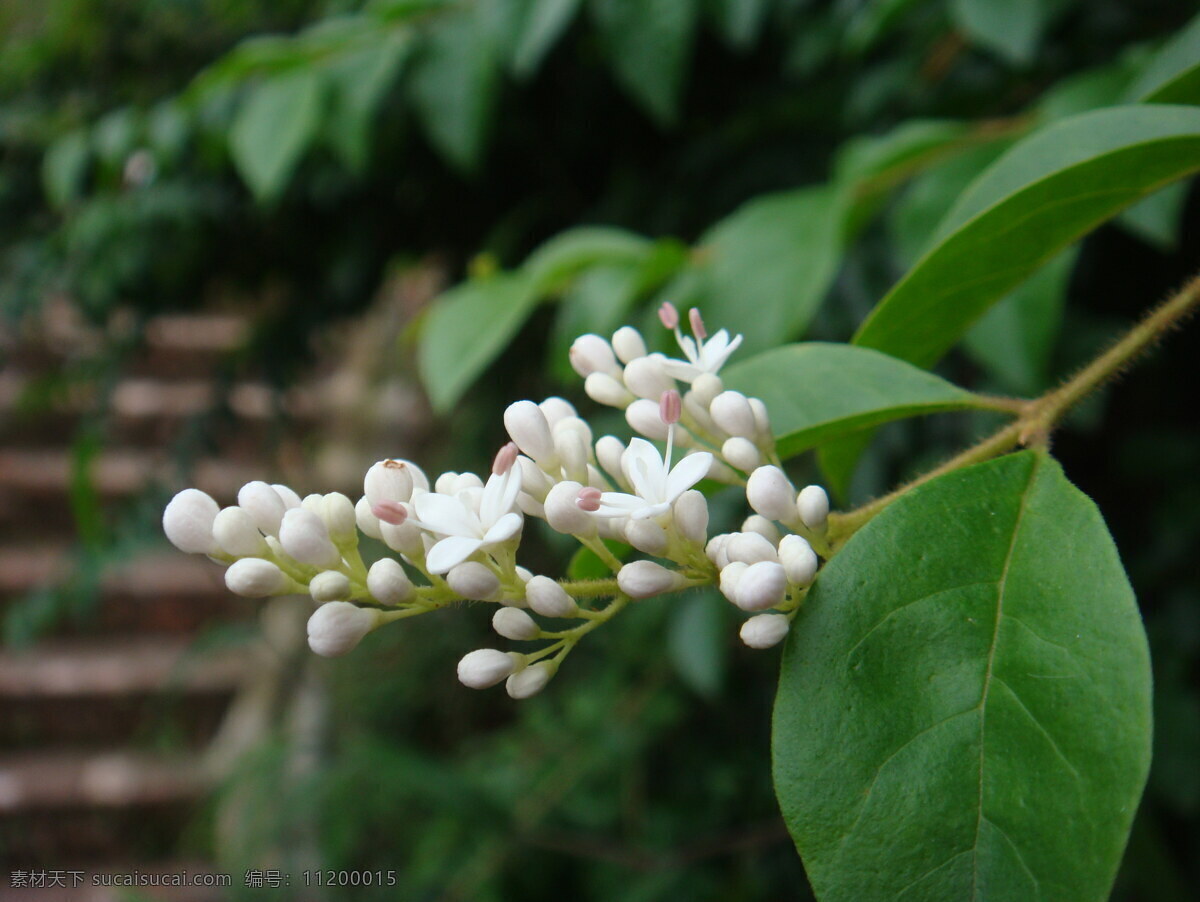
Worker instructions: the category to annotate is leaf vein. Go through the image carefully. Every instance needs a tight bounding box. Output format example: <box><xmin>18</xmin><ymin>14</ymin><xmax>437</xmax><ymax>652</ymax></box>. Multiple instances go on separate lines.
<box><xmin>993</xmin><ymin>675</ymin><xmax>1082</xmax><ymax>782</ymax></box>
<box><xmin>844</xmin><ymin>580</ymin><xmax>996</xmax><ymax>662</ymax></box>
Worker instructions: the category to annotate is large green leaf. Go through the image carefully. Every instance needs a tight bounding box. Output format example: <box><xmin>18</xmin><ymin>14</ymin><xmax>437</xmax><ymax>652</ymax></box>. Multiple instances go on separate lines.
<box><xmin>723</xmin><ymin>343</ymin><xmax>986</xmax><ymax>459</ymax></box>
<box><xmin>419</xmin><ymin>273</ymin><xmax>539</xmax><ymax>413</ymax></box>
<box><xmin>523</xmin><ymin>226</ymin><xmax>653</xmax><ymax>293</ymax></box>
<box><xmin>323</xmin><ymin>30</ymin><xmax>412</xmax><ymax>171</ymax></box>
<box><xmin>512</xmin><ymin>0</ymin><xmax>582</xmax><ymax>76</ymax></box>
<box><xmin>696</xmin><ymin>185</ymin><xmax>845</xmax><ymax>356</ymax></box>
<box><xmin>408</xmin><ymin>10</ymin><xmax>498</xmax><ymax>171</ymax></box>
<box><xmin>229</xmin><ymin>70</ymin><xmax>324</xmax><ymax>202</ymax></box>
<box><xmin>589</xmin><ymin>0</ymin><xmax>698</xmax><ymax>126</ymax></box>
<box><xmin>774</xmin><ymin>451</ymin><xmax>1152</xmax><ymax>901</ymax></box>
<box><xmin>853</xmin><ymin>105</ymin><xmax>1200</xmax><ymax>369</ymax></box>
<box><xmin>1126</xmin><ymin>12</ymin><xmax>1200</xmax><ymax>104</ymax></box>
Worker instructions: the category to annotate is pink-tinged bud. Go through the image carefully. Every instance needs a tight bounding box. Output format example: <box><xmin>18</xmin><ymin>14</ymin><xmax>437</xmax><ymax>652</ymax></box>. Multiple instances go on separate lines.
<box><xmin>493</xmin><ymin>441</ymin><xmax>519</xmax><ymax>475</ymax></box>
<box><xmin>658</xmin><ymin>301</ymin><xmax>679</xmax><ymax>329</ymax></box>
<box><xmin>740</xmin><ymin>613</ymin><xmax>790</xmax><ymax>649</ymax></box>
<box><xmin>372</xmin><ymin>500</ymin><xmax>408</xmax><ymax>526</ymax></box>
<box><xmin>688</xmin><ymin>307</ymin><xmax>707</xmax><ymax>340</ymax></box>
<box><xmin>576</xmin><ymin>486</ymin><xmax>602</xmax><ymax>512</ymax></box>
<box><xmin>659</xmin><ymin>389</ymin><xmax>682</xmax><ymax>425</ymax></box>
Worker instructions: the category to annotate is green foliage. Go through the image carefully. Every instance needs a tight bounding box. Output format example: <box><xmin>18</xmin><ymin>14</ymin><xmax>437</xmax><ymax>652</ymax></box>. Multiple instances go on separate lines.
<box><xmin>230</xmin><ymin>70</ymin><xmax>324</xmax><ymax>201</ymax></box>
<box><xmin>724</xmin><ymin>344</ymin><xmax>985</xmax><ymax>459</ymax></box>
<box><xmin>774</xmin><ymin>452</ymin><xmax>1152</xmax><ymax>901</ymax></box>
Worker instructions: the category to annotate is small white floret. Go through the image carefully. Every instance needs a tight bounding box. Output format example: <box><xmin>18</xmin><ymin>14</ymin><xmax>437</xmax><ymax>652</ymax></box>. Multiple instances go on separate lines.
<box><xmin>779</xmin><ymin>534</ymin><xmax>819</xmax><ymax>587</ymax></box>
<box><xmin>506</xmin><ymin>662</ymin><xmax>554</xmax><ymax>699</ymax></box>
<box><xmin>307</xmin><ymin>602</ymin><xmax>379</xmax><ymax>657</ymax></box>
<box><xmin>320</xmin><ymin>492</ymin><xmax>357</xmax><ymax>541</ymax></box>
<box><xmin>740</xmin><ymin>613</ymin><xmax>790</xmax><ymax>649</ymax></box>
<box><xmin>709</xmin><ymin>390</ymin><xmax>757</xmax><ymax>438</ymax></box>
<box><xmin>367</xmin><ymin>558</ymin><xmax>413</xmax><ymax>605</ymax></box>
<box><xmin>625</xmin><ymin>398</ymin><xmax>671</xmax><ymax>441</ymax></box>
<box><xmin>735</xmin><ymin>561</ymin><xmax>788</xmax><ymax>612</ymax></box>
<box><xmin>625</xmin><ymin>518</ymin><xmax>669</xmax><ymax>555</ymax></box>
<box><xmin>618</xmin><ymin>561</ymin><xmax>685</xmax><ymax>599</ymax></box>
<box><xmin>797</xmin><ymin>485</ymin><xmax>830</xmax><ymax>533</ymax></box>
<box><xmin>585</xmin><ymin>372</ymin><xmax>635</xmax><ymax>408</ymax></box>
<box><xmin>364</xmin><ymin>460</ymin><xmax>415</xmax><ymax>508</ymax></box>
<box><xmin>504</xmin><ymin>400</ymin><xmax>559</xmax><ymax>467</ymax></box>
<box><xmin>673</xmin><ymin>489</ymin><xmax>709</xmax><ymax>545</ymax></box>
<box><xmin>569</xmin><ymin>333</ymin><xmax>620</xmax><ymax>377</ymax></box>
<box><xmin>457</xmin><ymin>649</ymin><xmax>519</xmax><ymax>689</ymax></box>
<box><xmin>310</xmin><ymin>570</ymin><xmax>351</xmax><ymax>603</ymax></box>
<box><xmin>726</xmin><ymin>531</ymin><xmax>779</xmax><ymax>565</ymax></box>
<box><xmin>525</xmin><ymin>576</ymin><xmax>578</xmax><ymax>618</ymax></box>
<box><xmin>279</xmin><ymin>508</ymin><xmax>342</xmax><ymax>569</ymax></box>
<box><xmin>446</xmin><ymin>561</ymin><xmax>501</xmax><ymax>601</ymax></box>
<box><xmin>746</xmin><ymin>466</ymin><xmax>798</xmax><ymax>522</ymax></box>
<box><xmin>226</xmin><ymin>558</ymin><xmax>291</xmax><ymax>598</ymax></box>
<box><xmin>163</xmin><ymin>488</ymin><xmax>220</xmax><ymax>554</ymax></box>
<box><xmin>544</xmin><ymin>481</ymin><xmax>597</xmax><ymax>537</ymax></box>
<box><xmin>612</xmin><ymin>326</ymin><xmax>647</xmax><ymax>363</ymax></box>
<box><xmin>492</xmin><ymin>607</ymin><xmax>539</xmax><ymax>641</ymax></box>
<box><xmin>721</xmin><ymin>436</ymin><xmax>761</xmax><ymax>472</ymax></box>
<box><xmin>237</xmin><ymin>481</ymin><xmax>288</xmax><ymax>537</ymax></box>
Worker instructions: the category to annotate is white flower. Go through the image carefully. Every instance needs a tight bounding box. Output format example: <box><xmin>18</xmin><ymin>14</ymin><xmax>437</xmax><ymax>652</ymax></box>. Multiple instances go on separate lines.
<box><xmin>592</xmin><ymin>438</ymin><xmax>712</xmax><ymax>521</ymax></box>
<box><xmin>413</xmin><ymin>466</ymin><xmax>523</xmax><ymax>574</ymax></box>
<box><xmin>661</xmin><ymin>322</ymin><xmax>743</xmax><ymax>383</ymax></box>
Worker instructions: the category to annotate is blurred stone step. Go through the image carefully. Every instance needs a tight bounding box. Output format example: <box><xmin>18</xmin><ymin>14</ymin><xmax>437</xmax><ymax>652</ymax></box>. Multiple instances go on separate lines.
<box><xmin>0</xmin><ymin>861</ymin><xmax>229</xmax><ymax>901</ymax></box>
<box><xmin>0</xmin><ymin>637</ymin><xmax>250</xmax><ymax>747</ymax></box>
<box><xmin>0</xmin><ymin>750</ymin><xmax>208</xmax><ymax>862</ymax></box>
<box><xmin>0</xmin><ymin>546</ymin><xmax>253</xmax><ymax>637</ymax></box>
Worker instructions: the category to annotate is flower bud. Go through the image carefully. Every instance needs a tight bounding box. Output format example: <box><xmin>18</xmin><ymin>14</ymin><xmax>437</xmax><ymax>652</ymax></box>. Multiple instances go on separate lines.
<box><xmin>367</xmin><ymin>557</ymin><xmax>413</xmax><ymax>605</ymax></box>
<box><xmin>718</xmin><ymin>561</ymin><xmax>747</xmax><ymax>602</ymax></box>
<box><xmin>746</xmin><ymin>466</ymin><xmax>798</xmax><ymax>522</ymax></box>
<box><xmin>623</xmin><ymin>356</ymin><xmax>675</xmax><ymax>400</ymax></box>
<box><xmin>706</xmin><ymin>457</ymin><xmax>740</xmax><ymax>484</ymax></box>
<box><xmin>518</xmin><ymin>492</ymin><xmax>546</xmax><ymax>518</ymax></box>
<box><xmin>539</xmin><ymin>396</ymin><xmax>577</xmax><ymax>427</ymax></box>
<box><xmin>735</xmin><ymin>560</ymin><xmax>788</xmax><ymax>612</ymax></box>
<box><xmin>517</xmin><ymin>456</ymin><xmax>554</xmax><ymax>502</ymax></box>
<box><xmin>457</xmin><ymin>649</ymin><xmax>519</xmax><ymax>689</ymax></box>
<box><xmin>709</xmin><ymin>391</ymin><xmax>757</xmax><ymax>438</ymax></box>
<box><xmin>226</xmin><ymin>558</ymin><xmax>291</xmax><ymax>597</ymax></box>
<box><xmin>515</xmin><ymin>566</ymin><xmax>533</xmax><ymax>583</ymax></box>
<box><xmin>525</xmin><ymin>576</ymin><xmax>577</xmax><ymax>618</ymax></box>
<box><xmin>451</xmin><ymin>472</ymin><xmax>484</xmax><ymax>494</ymax></box>
<box><xmin>569</xmin><ymin>333</ymin><xmax>620</xmax><ymax>377</ymax></box>
<box><xmin>618</xmin><ymin>561</ymin><xmax>685</xmax><ymax>599</ymax></box>
<box><xmin>554</xmin><ymin>428</ymin><xmax>590</xmax><ymax>484</ymax></box>
<box><xmin>213</xmin><ymin>506</ymin><xmax>267</xmax><ymax>557</ymax></box>
<box><xmin>741</xmin><ymin>515</ymin><xmax>781</xmax><ymax>545</ymax></box>
<box><xmin>797</xmin><ymin>485</ymin><xmax>830</xmax><ymax>532</ymax></box>
<box><xmin>673</xmin><ymin>490</ymin><xmax>709</xmax><ymax>545</ymax></box>
<box><xmin>779</xmin><ymin>534</ymin><xmax>819</xmax><ymax>587</ymax></box>
<box><xmin>595</xmin><ymin>435</ymin><xmax>628</xmax><ymax>486</ymax></box>
<box><xmin>307</xmin><ymin>602</ymin><xmax>379</xmax><ymax>657</ymax></box>
<box><xmin>584</xmin><ymin>372</ymin><xmax>635</xmax><ymax>408</ymax></box>
<box><xmin>612</xmin><ymin>326</ymin><xmax>647</xmax><ymax>363</ymax></box>
<box><xmin>163</xmin><ymin>489</ymin><xmax>220</xmax><ymax>554</ymax></box>
<box><xmin>272</xmin><ymin>484</ymin><xmax>302</xmax><ymax>509</ymax></box>
<box><xmin>380</xmin><ymin>520</ymin><xmax>424</xmax><ymax>558</ymax></box>
<box><xmin>310</xmin><ymin>570</ymin><xmax>351</xmax><ymax>602</ymax></box>
<box><xmin>492</xmin><ymin>607</ymin><xmax>539</xmax><ymax>641</ymax></box>
<box><xmin>705</xmin><ymin>534</ymin><xmax>731</xmax><ymax>568</ymax></box>
<box><xmin>545</xmin><ymin>481</ymin><xmax>597</xmax><ymax>537</ymax></box>
<box><xmin>320</xmin><ymin>492</ymin><xmax>357</xmax><ymax>542</ymax></box>
<box><xmin>504</xmin><ymin>400</ymin><xmax>559</xmax><ymax>467</ymax></box>
<box><xmin>726</xmin><ymin>531</ymin><xmax>779</xmax><ymax>565</ymax></box>
<box><xmin>748</xmin><ymin>397</ymin><xmax>771</xmax><ymax>438</ymax></box>
<box><xmin>279</xmin><ymin>508</ymin><xmax>341</xmax><ymax>569</ymax></box>
<box><xmin>447</xmin><ymin>561</ymin><xmax>501</xmax><ymax>601</ymax></box>
<box><xmin>301</xmin><ymin>493</ymin><xmax>324</xmax><ymax>515</ymax></box>
<box><xmin>364</xmin><ymin>460</ymin><xmax>415</xmax><ymax>508</ymax></box>
<box><xmin>237</xmin><ymin>481</ymin><xmax>287</xmax><ymax>537</ymax></box>
<box><xmin>740</xmin><ymin>613</ymin><xmax>790</xmax><ymax>649</ymax></box>
<box><xmin>625</xmin><ymin>518</ymin><xmax>669</xmax><ymax>555</ymax></box>
<box><xmin>355</xmin><ymin>496</ymin><xmax>383</xmax><ymax>539</ymax></box>
<box><xmin>721</xmin><ymin>436</ymin><xmax>761</xmax><ymax>472</ymax></box>
<box><xmin>507</xmin><ymin>661</ymin><xmax>553</xmax><ymax>699</ymax></box>
<box><xmin>626</xmin><ymin>398</ymin><xmax>670</xmax><ymax>441</ymax></box>
<box><xmin>689</xmin><ymin>373</ymin><xmax>724</xmax><ymax>407</ymax></box>
<box><xmin>684</xmin><ymin>391</ymin><xmax>725</xmax><ymax>439</ymax></box>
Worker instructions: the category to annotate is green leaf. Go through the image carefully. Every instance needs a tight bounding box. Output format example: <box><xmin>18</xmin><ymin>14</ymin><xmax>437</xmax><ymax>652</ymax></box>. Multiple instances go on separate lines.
<box><xmin>229</xmin><ymin>70</ymin><xmax>324</xmax><ymax>202</ymax></box>
<box><xmin>324</xmin><ymin>30</ymin><xmax>412</xmax><ymax>171</ymax></box>
<box><xmin>42</xmin><ymin>130</ymin><xmax>90</xmax><ymax>210</ymax></box>
<box><xmin>696</xmin><ymin>185</ymin><xmax>845</xmax><ymax>355</ymax></box>
<box><xmin>854</xmin><ymin>105</ymin><xmax>1200</xmax><ymax>369</ymax></box>
<box><xmin>774</xmin><ymin>451</ymin><xmax>1152</xmax><ymax>901</ymax></box>
<box><xmin>524</xmin><ymin>226</ymin><xmax>652</xmax><ymax>293</ymax></box>
<box><xmin>1116</xmin><ymin>182</ymin><xmax>1188</xmax><ymax>250</ymax></box>
<box><xmin>512</xmin><ymin>0</ymin><xmax>581</xmax><ymax>76</ymax></box>
<box><xmin>1126</xmin><ymin>12</ymin><xmax>1200</xmax><ymax>104</ymax></box>
<box><xmin>963</xmin><ymin>247</ymin><xmax>1078</xmax><ymax>395</ymax></box>
<box><xmin>723</xmin><ymin>343</ymin><xmax>985</xmax><ymax>459</ymax></box>
<box><xmin>667</xmin><ymin>591</ymin><xmax>728</xmax><ymax>698</ymax></box>
<box><xmin>589</xmin><ymin>0</ymin><xmax>698</xmax><ymax>126</ymax></box>
<box><xmin>408</xmin><ymin>10</ymin><xmax>498</xmax><ymax>171</ymax></box>
<box><xmin>951</xmin><ymin>0</ymin><xmax>1047</xmax><ymax>66</ymax></box>
<box><xmin>418</xmin><ymin>273</ymin><xmax>539</xmax><ymax>413</ymax></box>
<box><xmin>549</xmin><ymin>263</ymin><xmax>642</xmax><ymax>381</ymax></box>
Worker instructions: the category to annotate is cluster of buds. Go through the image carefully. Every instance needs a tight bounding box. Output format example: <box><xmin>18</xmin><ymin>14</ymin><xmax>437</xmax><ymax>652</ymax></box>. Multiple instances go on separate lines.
<box><xmin>162</xmin><ymin>306</ymin><xmax>835</xmax><ymax>699</ymax></box>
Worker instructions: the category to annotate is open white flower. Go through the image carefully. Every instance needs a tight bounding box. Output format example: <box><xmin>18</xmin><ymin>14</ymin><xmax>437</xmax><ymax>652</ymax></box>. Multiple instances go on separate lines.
<box><xmin>658</xmin><ymin>306</ymin><xmax>743</xmax><ymax>383</ymax></box>
<box><xmin>592</xmin><ymin>438</ymin><xmax>712</xmax><ymax>520</ymax></box>
<box><xmin>413</xmin><ymin>465</ymin><xmax>523</xmax><ymax>574</ymax></box>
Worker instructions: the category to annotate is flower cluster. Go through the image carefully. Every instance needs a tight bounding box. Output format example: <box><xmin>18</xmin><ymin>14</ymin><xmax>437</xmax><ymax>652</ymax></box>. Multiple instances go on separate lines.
<box><xmin>162</xmin><ymin>304</ymin><xmax>831</xmax><ymax>699</ymax></box>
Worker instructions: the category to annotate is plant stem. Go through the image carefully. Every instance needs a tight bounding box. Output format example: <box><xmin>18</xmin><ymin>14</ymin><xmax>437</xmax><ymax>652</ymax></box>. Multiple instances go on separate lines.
<box><xmin>831</xmin><ymin>270</ymin><xmax>1200</xmax><ymax>544</ymax></box>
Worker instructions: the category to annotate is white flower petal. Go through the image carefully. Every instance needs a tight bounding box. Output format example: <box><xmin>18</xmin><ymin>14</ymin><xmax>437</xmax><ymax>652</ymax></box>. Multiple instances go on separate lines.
<box><xmin>426</xmin><ymin>535</ymin><xmax>484</xmax><ymax>574</ymax></box>
<box><xmin>414</xmin><ymin>492</ymin><xmax>482</xmax><ymax>538</ymax></box>
<box><xmin>594</xmin><ymin>492</ymin><xmax>647</xmax><ymax>518</ymax></box>
<box><xmin>665</xmin><ymin>452</ymin><xmax>714</xmax><ymax>501</ymax></box>
<box><xmin>630</xmin><ymin>501</ymin><xmax>671</xmax><ymax>520</ymax></box>
<box><xmin>677</xmin><ymin>334</ymin><xmax>699</xmax><ymax>363</ymax></box>
<box><xmin>623</xmin><ymin>439</ymin><xmax>666</xmax><ymax>500</ymax></box>
<box><xmin>482</xmin><ymin>511</ymin><xmax>523</xmax><ymax>545</ymax></box>
<box><xmin>659</xmin><ymin>358</ymin><xmax>704</xmax><ymax>382</ymax></box>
